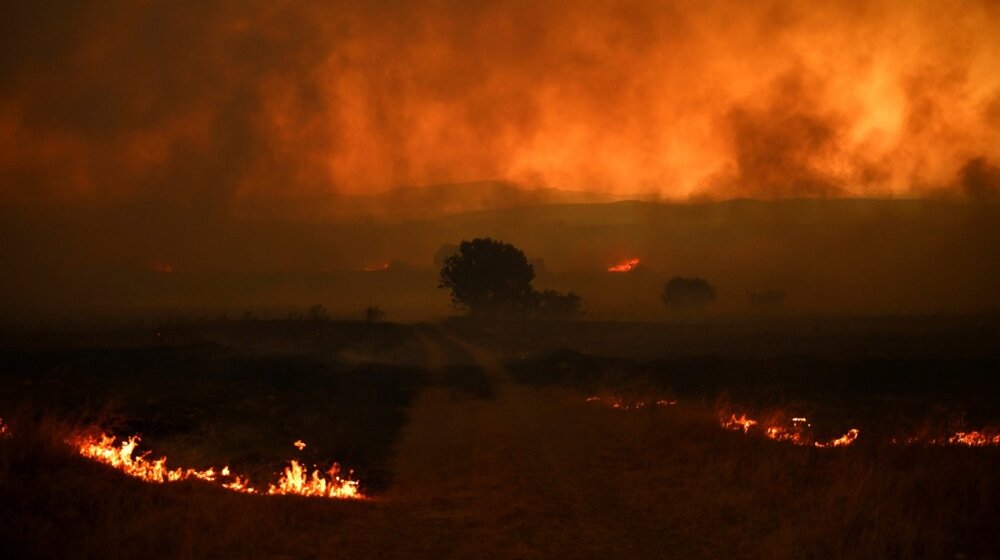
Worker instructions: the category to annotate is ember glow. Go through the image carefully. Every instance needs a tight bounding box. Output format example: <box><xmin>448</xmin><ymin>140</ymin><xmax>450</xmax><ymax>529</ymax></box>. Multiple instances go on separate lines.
<box><xmin>893</xmin><ymin>430</ymin><xmax>1000</xmax><ymax>447</ymax></box>
<box><xmin>72</xmin><ymin>432</ymin><xmax>363</xmax><ymax>499</ymax></box>
<box><xmin>363</xmin><ymin>262</ymin><xmax>391</xmax><ymax>272</ymax></box>
<box><xmin>149</xmin><ymin>261</ymin><xmax>174</xmax><ymax>274</ymax></box>
<box><xmin>585</xmin><ymin>395</ymin><xmax>676</xmax><ymax>410</ymax></box>
<box><xmin>607</xmin><ymin>258</ymin><xmax>641</xmax><ymax>273</ymax></box>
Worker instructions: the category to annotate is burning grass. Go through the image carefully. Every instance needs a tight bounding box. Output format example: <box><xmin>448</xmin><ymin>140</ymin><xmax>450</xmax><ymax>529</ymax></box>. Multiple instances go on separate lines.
<box><xmin>586</xmin><ymin>397</ymin><xmax>999</xmax><ymax>450</ymax></box>
<box><xmin>721</xmin><ymin>413</ymin><xmax>860</xmax><ymax>448</ymax></box>
<box><xmin>72</xmin><ymin>431</ymin><xmax>363</xmax><ymax>499</ymax></box>
<box><xmin>892</xmin><ymin>430</ymin><xmax>1000</xmax><ymax>447</ymax></box>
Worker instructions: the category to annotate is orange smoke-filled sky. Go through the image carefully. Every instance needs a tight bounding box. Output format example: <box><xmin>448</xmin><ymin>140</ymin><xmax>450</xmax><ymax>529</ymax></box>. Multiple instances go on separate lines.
<box><xmin>1</xmin><ymin>0</ymin><xmax>999</xmax><ymax>215</ymax></box>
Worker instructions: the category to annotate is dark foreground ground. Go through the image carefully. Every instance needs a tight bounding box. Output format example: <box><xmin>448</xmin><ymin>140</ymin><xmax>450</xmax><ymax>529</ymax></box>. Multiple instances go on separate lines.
<box><xmin>1</xmin><ymin>315</ymin><xmax>998</xmax><ymax>559</ymax></box>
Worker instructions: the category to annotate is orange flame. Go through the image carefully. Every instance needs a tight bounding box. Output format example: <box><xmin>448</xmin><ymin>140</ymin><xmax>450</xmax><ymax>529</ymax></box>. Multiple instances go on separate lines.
<box><xmin>722</xmin><ymin>414</ymin><xmax>758</xmax><ymax>433</ymax></box>
<box><xmin>948</xmin><ymin>431</ymin><xmax>1000</xmax><ymax>447</ymax></box>
<box><xmin>722</xmin><ymin>414</ymin><xmax>860</xmax><ymax>448</ymax></box>
<box><xmin>815</xmin><ymin>429</ymin><xmax>860</xmax><ymax>448</ymax></box>
<box><xmin>74</xmin><ymin>433</ymin><xmax>221</xmax><ymax>483</ymax></box>
<box><xmin>293</xmin><ymin>440</ymin><xmax>306</xmax><ymax>450</ymax></box>
<box><xmin>267</xmin><ymin>461</ymin><xmax>361</xmax><ymax>499</ymax></box>
<box><xmin>363</xmin><ymin>262</ymin><xmax>391</xmax><ymax>272</ymax></box>
<box><xmin>607</xmin><ymin>258</ymin><xmax>640</xmax><ymax>272</ymax></box>
<box><xmin>71</xmin><ymin>432</ymin><xmax>364</xmax><ymax>499</ymax></box>
<box><xmin>0</xmin><ymin>417</ymin><xmax>9</xmax><ymax>438</ymax></box>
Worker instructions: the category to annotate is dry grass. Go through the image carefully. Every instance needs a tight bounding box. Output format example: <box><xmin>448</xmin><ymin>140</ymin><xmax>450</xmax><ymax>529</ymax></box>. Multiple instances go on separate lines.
<box><xmin>1</xmin><ymin>318</ymin><xmax>998</xmax><ymax>558</ymax></box>
<box><xmin>2</xmin><ymin>389</ymin><xmax>998</xmax><ymax>559</ymax></box>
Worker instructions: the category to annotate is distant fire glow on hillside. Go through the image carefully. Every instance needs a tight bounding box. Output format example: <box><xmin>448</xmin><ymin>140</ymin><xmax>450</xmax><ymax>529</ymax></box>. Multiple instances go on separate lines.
<box><xmin>608</xmin><ymin>258</ymin><xmax>640</xmax><ymax>272</ymax></box>
<box><xmin>364</xmin><ymin>262</ymin><xmax>391</xmax><ymax>272</ymax></box>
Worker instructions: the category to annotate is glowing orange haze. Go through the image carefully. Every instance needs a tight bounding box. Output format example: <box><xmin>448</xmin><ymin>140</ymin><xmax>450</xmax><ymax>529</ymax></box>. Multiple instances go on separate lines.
<box><xmin>0</xmin><ymin>0</ymin><xmax>998</xmax><ymax>211</ymax></box>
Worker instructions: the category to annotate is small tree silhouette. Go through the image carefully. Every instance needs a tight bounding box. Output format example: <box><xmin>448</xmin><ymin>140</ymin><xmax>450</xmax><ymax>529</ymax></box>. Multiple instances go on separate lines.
<box><xmin>533</xmin><ymin>289</ymin><xmax>582</xmax><ymax>319</ymax></box>
<box><xmin>662</xmin><ymin>277</ymin><xmax>716</xmax><ymax>311</ymax></box>
<box><xmin>307</xmin><ymin>304</ymin><xmax>330</xmax><ymax>322</ymax></box>
<box><xmin>365</xmin><ymin>305</ymin><xmax>385</xmax><ymax>323</ymax></box>
<box><xmin>438</xmin><ymin>238</ymin><xmax>536</xmax><ymax>316</ymax></box>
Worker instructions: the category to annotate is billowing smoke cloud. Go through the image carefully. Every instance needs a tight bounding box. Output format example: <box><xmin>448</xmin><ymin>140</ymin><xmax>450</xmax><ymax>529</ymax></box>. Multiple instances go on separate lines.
<box><xmin>1</xmin><ymin>0</ymin><xmax>999</xmax><ymax>216</ymax></box>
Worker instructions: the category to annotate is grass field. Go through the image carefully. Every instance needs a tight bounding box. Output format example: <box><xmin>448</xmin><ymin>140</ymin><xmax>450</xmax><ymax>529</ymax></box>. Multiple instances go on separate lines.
<box><xmin>1</xmin><ymin>316</ymin><xmax>998</xmax><ymax>558</ymax></box>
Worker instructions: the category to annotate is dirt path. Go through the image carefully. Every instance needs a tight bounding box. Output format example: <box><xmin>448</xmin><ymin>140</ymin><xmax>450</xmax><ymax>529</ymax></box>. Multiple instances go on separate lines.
<box><xmin>326</xmin><ymin>325</ymin><xmax>671</xmax><ymax>558</ymax></box>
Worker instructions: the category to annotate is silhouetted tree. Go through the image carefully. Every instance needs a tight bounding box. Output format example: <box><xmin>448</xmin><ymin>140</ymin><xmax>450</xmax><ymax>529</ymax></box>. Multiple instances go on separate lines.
<box><xmin>433</xmin><ymin>243</ymin><xmax>460</xmax><ymax>269</ymax></box>
<box><xmin>365</xmin><ymin>305</ymin><xmax>385</xmax><ymax>323</ymax></box>
<box><xmin>438</xmin><ymin>238</ymin><xmax>536</xmax><ymax>316</ymax></box>
<box><xmin>307</xmin><ymin>304</ymin><xmax>330</xmax><ymax>321</ymax></box>
<box><xmin>532</xmin><ymin>289</ymin><xmax>581</xmax><ymax>319</ymax></box>
<box><xmin>662</xmin><ymin>277</ymin><xmax>716</xmax><ymax>311</ymax></box>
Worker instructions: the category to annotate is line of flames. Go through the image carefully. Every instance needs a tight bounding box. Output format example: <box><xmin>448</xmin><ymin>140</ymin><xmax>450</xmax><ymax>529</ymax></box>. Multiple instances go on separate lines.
<box><xmin>891</xmin><ymin>432</ymin><xmax>1000</xmax><ymax>447</ymax></box>
<box><xmin>72</xmin><ymin>432</ymin><xmax>363</xmax><ymax>499</ymax></box>
<box><xmin>719</xmin><ymin>413</ymin><xmax>861</xmax><ymax>447</ymax></box>
<box><xmin>583</xmin><ymin>399</ymin><xmax>998</xmax><ymax>449</ymax></box>
<box><xmin>719</xmin><ymin>413</ymin><xmax>1000</xmax><ymax>448</ymax></box>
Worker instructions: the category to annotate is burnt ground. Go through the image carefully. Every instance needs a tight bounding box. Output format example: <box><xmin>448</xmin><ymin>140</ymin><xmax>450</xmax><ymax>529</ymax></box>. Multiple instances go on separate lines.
<box><xmin>1</xmin><ymin>316</ymin><xmax>999</xmax><ymax>559</ymax></box>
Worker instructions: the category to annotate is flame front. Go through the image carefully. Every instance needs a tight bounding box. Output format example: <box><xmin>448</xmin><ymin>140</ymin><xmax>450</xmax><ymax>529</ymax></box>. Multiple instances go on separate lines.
<box><xmin>607</xmin><ymin>258</ymin><xmax>640</xmax><ymax>273</ymax></box>
<box><xmin>71</xmin><ymin>432</ymin><xmax>364</xmax><ymax>499</ymax></box>
<box><xmin>267</xmin><ymin>460</ymin><xmax>361</xmax><ymax>499</ymax></box>
<box><xmin>721</xmin><ymin>414</ymin><xmax>860</xmax><ymax>448</ymax></box>
<box><xmin>75</xmin><ymin>434</ymin><xmax>221</xmax><ymax>484</ymax></box>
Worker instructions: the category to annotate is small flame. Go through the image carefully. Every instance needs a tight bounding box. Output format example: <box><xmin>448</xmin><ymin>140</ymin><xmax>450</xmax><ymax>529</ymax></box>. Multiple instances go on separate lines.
<box><xmin>722</xmin><ymin>414</ymin><xmax>758</xmax><ymax>433</ymax></box>
<box><xmin>607</xmin><ymin>258</ymin><xmax>640</xmax><ymax>272</ymax></box>
<box><xmin>815</xmin><ymin>429</ymin><xmax>860</xmax><ymax>448</ymax></box>
<box><xmin>0</xmin><ymin>417</ymin><xmax>9</xmax><ymax>438</ymax></box>
<box><xmin>363</xmin><ymin>262</ymin><xmax>391</xmax><ymax>272</ymax></box>
<box><xmin>71</xmin><ymin>432</ymin><xmax>364</xmax><ymax>499</ymax></box>
<box><xmin>293</xmin><ymin>440</ymin><xmax>306</xmax><ymax>450</ymax></box>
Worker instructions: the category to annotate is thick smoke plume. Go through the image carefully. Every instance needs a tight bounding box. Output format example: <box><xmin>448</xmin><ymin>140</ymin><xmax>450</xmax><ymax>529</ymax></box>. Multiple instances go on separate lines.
<box><xmin>1</xmin><ymin>0</ymin><xmax>999</xmax><ymax>216</ymax></box>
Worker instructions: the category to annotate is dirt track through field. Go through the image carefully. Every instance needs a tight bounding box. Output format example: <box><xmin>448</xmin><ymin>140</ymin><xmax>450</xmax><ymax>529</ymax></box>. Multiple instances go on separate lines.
<box><xmin>327</xmin><ymin>325</ymin><xmax>677</xmax><ymax>558</ymax></box>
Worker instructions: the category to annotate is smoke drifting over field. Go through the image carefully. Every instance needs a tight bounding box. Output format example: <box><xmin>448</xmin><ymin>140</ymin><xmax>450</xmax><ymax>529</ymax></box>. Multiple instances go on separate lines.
<box><xmin>1</xmin><ymin>0</ymin><xmax>999</xmax><ymax>214</ymax></box>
